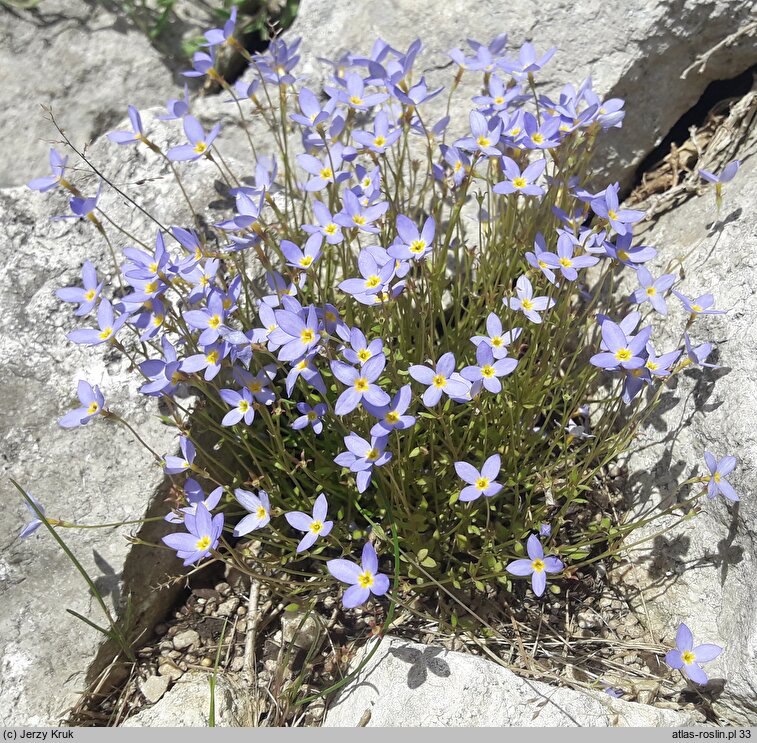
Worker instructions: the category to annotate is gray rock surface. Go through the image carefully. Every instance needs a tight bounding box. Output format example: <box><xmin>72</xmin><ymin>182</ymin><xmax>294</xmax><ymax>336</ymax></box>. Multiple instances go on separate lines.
<box><xmin>323</xmin><ymin>636</ymin><xmax>700</xmax><ymax>727</ymax></box>
<box><xmin>123</xmin><ymin>672</ymin><xmax>252</xmax><ymax>727</ymax></box>
<box><xmin>617</xmin><ymin>135</ymin><xmax>757</xmax><ymax>724</ymax></box>
<box><xmin>0</xmin><ymin>0</ymin><xmax>180</xmax><ymax>189</ymax></box>
<box><xmin>0</xmin><ymin>115</ymin><xmax>235</xmax><ymax>726</ymax></box>
<box><xmin>287</xmin><ymin>0</ymin><xmax>757</xmax><ymax>189</ymax></box>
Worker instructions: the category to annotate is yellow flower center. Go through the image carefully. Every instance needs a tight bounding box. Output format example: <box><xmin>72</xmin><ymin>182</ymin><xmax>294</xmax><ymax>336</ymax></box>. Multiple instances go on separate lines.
<box><xmin>87</xmin><ymin>402</ymin><xmax>99</xmax><ymax>415</ymax></box>
<box><xmin>531</xmin><ymin>558</ymin><xmax>545</xmax><ymax>573</ymax></box>
<box><xmin>307</xmin><ymin>411</ymin><xmax>317</xmax><ymax>421</ymax></box>
<box><xmin>354</xmin><ymin>377</ymin><xmax>369</xmax><ymax>392</ymax></box>
<box><xmin>409</xmin><ymin>240</ymin><xmax>426</xmax><ymax>254</ymax></box>
<box><xmin>608</xmin><ymin>209</ymin><xmax>618</xmax><ymax>221</ymax></box>
<box><xmin>510</xmin><ymin>127</ymin><xmax>521</xmax><ymax>136</ymax></box>
<box><xmin>309</xmin><ymin>520</ymin><xmax>323</xmax><ymax>534</ymax></box>
<box><xmin>325</xmin><ymin>223</ymin><xmax>338</xmax><ymax>235</ymax></box>
<box><xmin>521</xmin><ymin>298</ymin><xmax>534</xmax><ymax>311</ymax></box>
<box><xmin>195</xmin><ymin>535</ymin><xmax>211</xmax><ymax>551</ymax></box>
<box><xmin>559</xmin><ymin>257</ymin><xmax>573</xmax><ymax>268</ymax></box>
<box><xmin>320</xmin><ymin>167</ymin><xmax>333</xmax><ymax>180</ymax></box>
<box><xmin>256</xmin><ymin>506</ymin><xmax>268</xmax><ymax>520</ymax></box>
<box><xmin>681</xmin><ymin>650</ymin><xmax>696</xmax><ymax>665</ymax></box>
<box><xmin>385</xmin><ymin>411</ymin><xmax>400</xmax><ymax>424</ymax></box>
<box><xmin>475</xmin><ymin>477</ymin><xmax>490</xmax><ymax>491</ymax></box>
<box><xmin>532</xmin><ymin>133</ymin><xmax>544</xmax><ymax>144</ymax></box>
<box><xmin>349</xmin><ymin>95</ymin><xmax>364</xmax><ymax>106</ymax></box>
<box><xmin>691</xmin><ymin>304</ymin><xmax>702</xmax><ymax>313</ymax></box>
<box><xmin>194</xmin><ymin>142</ymin><xmax>207</xmax><ymax>155</ymax></box>
<box><xmin>357</xmin><ymin>349</ymin><xmax>371</xmax><ymax>362</ymax></box>
<box><xmin>358</xmin><ymin>570</ymin><xmax>375</xmax><ymax>588</ymax></box>
<box><xmin>646</xmin><ymin>361</ymin><xmax>659</xmax><ymax>371</ymax></box>
<box><xmin>301</xmin><ymin>328</ymin><xmax>316</xmax><ymax>344</ymax></box>
<box><xmin>491</xmin><ymin>336</ymin><xmax>503</xmax><ymax>347</ymax></box>
<box><xmin>476</xmin><ymin>135</ymin><xmax>491</xmax><ymax>148</ymax></box>
<box><xmin>494</xmin><ymin>96</ymin><xmax>505</xmax><ymax>105</ymax></box>
<box><xmin>299</xmin><ymin>255</ymin><xmax>314</xmax><ymax>267</ymax></box>
<box><xmin>206</xmin><ymin>350</ymin><xmax>220</xmax><ymax>365</ymax></box>
<box><xmin>481</xmin><ymin>365</ymin><xmax>495</xmax><ymax>378</ymax></box>
<box><xmin>296</xmin><ymin>360</ymin><xmax>308</xmax><ymax>370</ymax></box>
<box><xmin>617</xmin><ymin>249</ymin><xmax>630</xmax><ymax>261</ymax></box>
<box><xmin>714</xmin><ymin>472</ymin><xmax>721</xmax><ymax>483</ymax></box>
<box><xmin>512</xmin><ymin>177</ymin><xmax>527</xmax><ymax>189</ymax></box>
<box><xmin>145</xmin><ymin>280</ymin><xmax>158</xmax><ymax>294</ymax></box>
<box><xmin>353</xmin><ymin>214</ymin><xmax>367</xmax><ymax>226</ymax></box>
<box><xmin>365</xmin><ymin>275</ymin><xmax>381</xmax><ymax>288</ymax></box>
<box><xmin>373</xmin><ymin>135</ymin><xmax>386</xmax><ymax>148</ymax></box>
<box><xmin>238</xmin><ymin>400</ymin><xmax>250</xmax><ymax>412</ymax></box>
<box><xmin>615</xmin><ymin>348</ymin><xmax>632</xmax><ymax>362</ymax></box>
<box><xmin>432</xmin><ymin>374</ymin><xmax>446</xmax><ymax>388</ymax></box>
<box><xmin>99</xmin><ymin>327</ymin><xmax>113</xmax><ymax>340</ymax></box>
<box><xmin>149</xmin><ymin>262</ymin><xmax>159</xmax><ymax>273</ymax></box>
<box><xmin>646</xmin><ymin>287</ymin><xmax>657</xmax><ymax>296</ymax></box>
<box><xmin>84</xmin><ymin>289</ymin><xmax>96</xmax><ymax>302</ymax></box>
<box><xmin>208</xmin><ymin>314</ymin><xmax>221</xmax><ymax>328</ymax></box>
<box><xmin>366</xmin><ymin>448</ymin><xmax>380</xmax><ymax>461</ymax></box>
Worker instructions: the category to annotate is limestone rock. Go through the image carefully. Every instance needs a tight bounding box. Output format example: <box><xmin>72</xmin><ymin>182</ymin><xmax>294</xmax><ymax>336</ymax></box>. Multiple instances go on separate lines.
<box><xmin>140</xmin><ymin>675</ymin><xmax>170</xmax><ymax>704</ymax></box>
<box><xmin>0</xmin><ymin>115</ymin><xmax>242</xmax><ymax>726</ymax></box>
<box><xmin>123</xmin><ymin>672</ymin><xmax>251</xmax><ymax>727</ymax></box>
<box><xmin>323</xmin><ymin>636</ymin><xmax>700</xmax><ymax>727</ymax></box>
<box><xmin>617</xmin><ymin>130</ymin><xmax>757</xmax><ymax>724</ymax></box>
<box><xmin>286</xmin><ymin>0</ymin><xmax>757</xmax><ymax>189</ymax></box>
<box><xmin>0</xmin><ymin>0</ymin><xmax>178</xmax><ymax>188</ymax></box>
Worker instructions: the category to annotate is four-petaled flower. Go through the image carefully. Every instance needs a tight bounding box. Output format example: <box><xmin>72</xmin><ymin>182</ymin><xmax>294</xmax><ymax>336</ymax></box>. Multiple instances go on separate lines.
<box><xmin>631</xmin><ymin>266</ymin><xmax>676</xmax><ymax>315</ymax></box>
<box><xmin>162</xmin><ymin>503</ymin><xmax>223</xmax><ymax>566</ymax></box>
<box><xmin>167</xmin><ymin>116</ymin><xmax>221</xmax><ymax>161</ymax></box>
<box><xmin>408</xmin><ymin>352</ymin><xmax>469</xmax><ymax>407</ymax></box>
<box><xmin>494</xmin><ymin>156</ymin><xmax>546</xmax><ymax>197</ymax></box>
<box><xmin>219</xmin><ymin>387</ymin><xmax>256</xmax><ymax>426</ymax></box>
<box><xmin>506</xmin><ymin>534</ymin><xmax>563</xmax><ymax>596</ymax></box>
<box><xmin>507</xmin><ymin>275</ymin><xmax>555</xmax><ymax>324</ymax></box>
<box><xmin>665</xmin><ymin>623</ymin><xmax>722</xmax><ymax>685</ymax></box>
<box><xmin>66</xmin><ymin>298</ymin><xmax>128</xmax><ymax>346</ymax></box>
<box><xmin>56</xmin><ymin>260</ymin><xmax>104</xmax><ymax>317</ymax></box>
<box><xmin>234</xmin><ymin>489</ymin><xmax>271</xmax><ymax>536</ymax></box>
<box><xmin>285</xmin><ymin>493</ymin><xmax>334</xmax><ymax>552</ymax></box>
<box><xmin>164</xmin><ymin>435</ymin><xmax>196</xmax><ymax>474</ymax></box>
<box><xmin>331</xmin><ymin>355</ymin><xmax>390</xmax><ymax>415</ymax></box>
<box><xmin>327</xmin><ymin>542</ymin><xmax>390</xmax><ymax>608</ymax></box>
<box><xmin>454</xmin><ymin>454</ymin><xmax>503</xmax><ymax>502</ymax></box>
<box><xmin>672</xmin><ymin>290</ymin><xmax>726</xmax><ymax>317</ymax></box>
<box><xmin>704</xmin><ymin>452</ymin><xmax>738</xmax><ymax>501</ymax></box>
<box><xmin>334</xmin><ymin>433</ymin><xmax>392</xmax><ymax>493</ymax></box>
<box><xmin>292</xmin><ymin>402</ymin><xmax>327</xmax><ymax>434</ymax></box>
<box><xmin>461</xmin><ymin>343</ymin><xmax>517</xmax><ymax>393</ymax></box>
<box><xmin>58</xmin><ymin>380</ymin><xmax>106</xmax><ymax>428</ymax></box>
<box><xmin>590</xmin><ymin>320</ymin><xmax>651</xmax><ymax>371</ymax></box>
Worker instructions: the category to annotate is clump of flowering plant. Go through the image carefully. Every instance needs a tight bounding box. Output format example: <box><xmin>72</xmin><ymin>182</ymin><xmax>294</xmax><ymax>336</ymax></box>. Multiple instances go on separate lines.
<box><xmin>24</xmin><ymin>23</ymin><xmax>739</xmax><ymax>694</ymax></box>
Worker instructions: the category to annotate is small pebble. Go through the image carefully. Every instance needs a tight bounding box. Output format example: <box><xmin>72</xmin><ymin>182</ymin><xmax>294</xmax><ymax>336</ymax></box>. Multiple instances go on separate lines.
<box><xmin>230</xmin><ymin>657</ymin><xmax>245</xmax><ymax>672</ymax></box>
<box><xmin>140</xmin><ymin>675</ymin><xmax>170</xmax><ymax>704</ymax></box>
<box><xmin>157</xmin><ymin>663</ymin><xmax>183</xmax><ymax>681</ymax></box>
<box><xmin>173</xmin><ymin>629</ymin><xmax>200</xmax><ymax>650</ymax></box>
<box><xmin>217</xmin><ymin>598</ymin><xmax>240</xmax><ymax>617</ymax></box>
